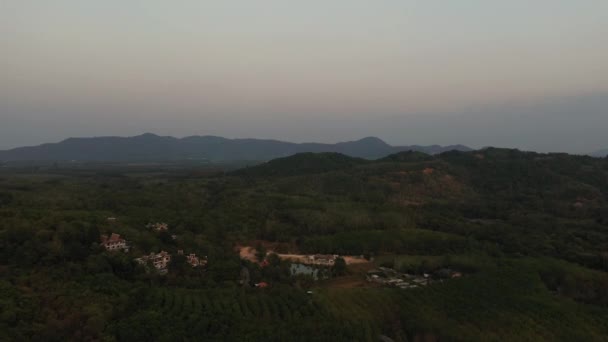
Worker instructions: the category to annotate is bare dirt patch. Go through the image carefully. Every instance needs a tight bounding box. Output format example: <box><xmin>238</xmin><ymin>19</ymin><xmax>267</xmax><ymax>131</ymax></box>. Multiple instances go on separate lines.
<box><xmin>342</xmin><ymin>256</ymin><xmax>371</xmax><ymax>265</ymax></box>
<box><xmin>237</xmin><ymin>245</ymin><xmax>258</xmax><ymax>263</ymax></box>
<box><xmin>236</xmin><ymin>245</ymin><xmax>372</xmax><ymax>266</ymax></box>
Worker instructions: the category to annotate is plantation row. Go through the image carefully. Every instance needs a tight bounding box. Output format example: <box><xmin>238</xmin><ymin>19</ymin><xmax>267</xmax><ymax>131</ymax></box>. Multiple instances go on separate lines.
<box><xmin>148</xmin><ymin>288</ymin><xmax>324</xmax><ymax>321</ymax></box>
<box><xmin>106</xmin><ymin>286</ymin><xmax>381</xmax><ymax>341</ymax></box>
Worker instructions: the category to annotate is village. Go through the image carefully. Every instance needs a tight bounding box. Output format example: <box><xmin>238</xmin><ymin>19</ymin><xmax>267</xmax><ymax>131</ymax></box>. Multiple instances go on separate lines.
<box><xmin>100</xmin><ymin>220</ymin><xmax>463</xmax><ymax>288</ymax></box>
<box><xmin>100</xmin><ymin>220</ymin><xmax>207</xmax><ymax>275</ymax></box>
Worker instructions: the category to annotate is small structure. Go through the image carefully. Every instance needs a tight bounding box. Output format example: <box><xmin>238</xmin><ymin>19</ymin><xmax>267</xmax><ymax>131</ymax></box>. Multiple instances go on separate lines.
<box><xmin>100</xmin><ymin>233</ymin><xmax>129</xmax><ymax>252</ymax></box>
<box><xmin>186</xmin><ymin>253</ymin><xmax>205</xmax><ymax>267</ymax></box>
<box><xmin>307</xmin><ymin>254</ymin><xmax>338</xmax><ymax>266</ymax></box>
<box><xmin>147</xmin><ymin>222</ymin><xmax>169</xmax><ymax>232</ymax></box>
<box><xmin>367</xmin><ymin>268</ymin><xmax>430</xmax><ymax>289</ymax></box>
<box><xmin>255</xmin><ymin>282</ymin><xmax>269</xmax><ymax>288</ymax></box>
<box><xmin>178</xmin><ymin>250</ymin><xmax>207</xmax><ymax>268</ymax></box>
<box><xmin>107</xmin><ymin>217</ymin><xmax>117</xmax><ymax>222</ymax></box>
<box><xmin>136</xmin><ymin>251</ymin><xmax>172</xmax><ymax>273</ymax></box>
<box><xmin>290</xmin><ymin>263</ymin><xmax>322</xmax><ymax>280</ymax></box>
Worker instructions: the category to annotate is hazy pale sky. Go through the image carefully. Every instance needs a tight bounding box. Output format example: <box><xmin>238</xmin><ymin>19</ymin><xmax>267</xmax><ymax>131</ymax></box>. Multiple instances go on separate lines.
<box><xmin>1</xmin><ymin>1</ymin><xmax>607</xmax><ymax>153</ymax></box>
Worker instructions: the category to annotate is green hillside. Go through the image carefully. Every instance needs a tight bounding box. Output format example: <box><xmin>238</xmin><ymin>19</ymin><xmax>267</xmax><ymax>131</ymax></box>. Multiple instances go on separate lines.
<box><xmin>234</xmin><ymin>152</ymin><xmax>368</xmax><ymax>177</ymax></box>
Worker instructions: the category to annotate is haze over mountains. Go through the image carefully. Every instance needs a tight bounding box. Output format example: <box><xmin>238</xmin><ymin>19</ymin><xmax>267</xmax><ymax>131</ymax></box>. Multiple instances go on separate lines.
<box><xmin>591</xmin><ymin>149</ymin><xmax>608</xmax><ymax>158</ymax></box>
<box><xmin>0</xmin><ymin>133</ymin><xmax>472</xmax><ymax>162</ymax></box>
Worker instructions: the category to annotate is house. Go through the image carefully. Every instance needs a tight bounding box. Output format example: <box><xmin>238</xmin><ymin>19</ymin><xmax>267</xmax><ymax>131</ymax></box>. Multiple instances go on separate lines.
<box><xmin>186</xmin><ymin>253</ymin><xmax>204</xmax><ymax>267</ymax></box>
<box><xmin>307</xmin><ymin>254</ymin><xmax>338</xmax><ymax>266</ymax></box>
<box><xmin>178</xmin><ymin>250</ymin><xmax>207</xmax><ymax>268</ymax></box>
<box><xmin>100</xmin><ymin>233</ymin><xmax>129</xmax><ymax>252</ymax></box>
<box><xmin>147</xmin><ymin>222</ymin><xmax>169</xmax><ymax>232</ymax></box>
<box><xmin>255</xmin><ymin>282</ymin><xmax>269</xmax><ymax>288</ymax></box>
<box><xmin>107</xmin><ymin>217</ymin><xmax>117</xmax><ymax>222</ymax></box>
<box><xmin>136</xmin><ymin>251</ymin><xmax>172</xmax><ymax>272</ymax></box>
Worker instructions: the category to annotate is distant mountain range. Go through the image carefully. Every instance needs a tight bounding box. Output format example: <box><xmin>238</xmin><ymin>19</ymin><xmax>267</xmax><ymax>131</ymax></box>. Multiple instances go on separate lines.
<box><xmin>590</xmin><ymin>149</ymin><xmax>608</xmax><ymax>158</ymax></box>
<box><xmin>0</xmin><ymin>133</ymin><xmax>472</xmax><ymax>162</ymax></box>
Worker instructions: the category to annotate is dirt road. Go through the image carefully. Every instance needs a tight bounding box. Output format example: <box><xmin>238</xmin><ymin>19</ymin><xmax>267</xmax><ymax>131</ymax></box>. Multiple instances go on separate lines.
<box><xmin>237</xmin><ymin>246</ymin><xmax>370</xmax><ymax>265</ymax></box>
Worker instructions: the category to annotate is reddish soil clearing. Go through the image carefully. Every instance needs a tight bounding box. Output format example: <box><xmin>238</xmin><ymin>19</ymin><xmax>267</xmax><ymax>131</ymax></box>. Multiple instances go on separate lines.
<box><xmin>237</xmin><ymin>246</ymin><xmax>259</xmax><ymax>263</ymax></box>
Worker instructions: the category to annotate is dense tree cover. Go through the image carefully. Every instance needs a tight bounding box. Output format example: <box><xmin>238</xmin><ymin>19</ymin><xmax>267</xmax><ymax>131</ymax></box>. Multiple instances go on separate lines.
<box><xmin>1</xmin><ymin>149</ymin><xmax>608</xmax><ymax>340</ymax></box>
<box><xmin>234</xmin><ymin>152</ymin><xmax>368</xmax><ymax>177</ymax></box>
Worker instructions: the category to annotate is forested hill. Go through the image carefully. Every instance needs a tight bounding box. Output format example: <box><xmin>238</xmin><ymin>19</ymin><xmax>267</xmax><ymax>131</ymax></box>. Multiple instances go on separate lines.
<box><xmin>0</xmin><ymin>133</ymin><xmax>472</xmax><ymax>162</ymax></box>
<box><xmin>233</xmin><ymin>152</ymin><xmax>369</xmax><ymax>177</ymax></box>
<box><xmin>236</xmin><ymin>148</ymin><xmax>608</xmax><ymax>266</ymax></box>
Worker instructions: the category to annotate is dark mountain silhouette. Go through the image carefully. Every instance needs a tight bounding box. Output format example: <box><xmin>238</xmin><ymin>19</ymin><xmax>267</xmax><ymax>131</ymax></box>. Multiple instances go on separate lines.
<box><xmin>0</xmin><ymin>133</ymin><xmax>472</xmax><ymax>162</ymax></box>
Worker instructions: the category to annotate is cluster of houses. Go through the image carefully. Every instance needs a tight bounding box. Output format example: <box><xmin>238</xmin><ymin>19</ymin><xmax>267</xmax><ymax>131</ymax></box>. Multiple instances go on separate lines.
<box><xmin>367</xmin><ymin>267</ymin><xmax>429</xmax><ymax>289</ymax></box>
<box><xmin>134</xmin><ymin>250</ymin><xmax>207</xmax><ymax>274</ymax></box>
<box><xmin>99</xmin><ymin>229</ymin><xmax>206</xmax><ymax>275</ymax></box>
<box><xmin>367</xmin><ymin>267</ymin><xmax>462</xmax><ymax>290</ymax></box>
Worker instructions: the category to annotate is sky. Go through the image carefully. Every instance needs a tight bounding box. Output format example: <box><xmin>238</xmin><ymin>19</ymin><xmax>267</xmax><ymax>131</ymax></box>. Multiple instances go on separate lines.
<box><xmin>1</xmin><ymin>1</ymin><xmax>607</xmax><ymax>153</ymax></box>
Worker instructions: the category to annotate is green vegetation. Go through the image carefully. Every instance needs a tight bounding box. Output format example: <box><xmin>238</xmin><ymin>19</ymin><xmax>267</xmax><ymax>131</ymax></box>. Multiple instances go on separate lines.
<box><xmin>2</xmin><ymin>149</ymin><xmax>608</xmax><ymax>340</ymax></box>
<box><xmin>234</xmin><ymin>152</ymin><xmax>368</xmax><ymax>177</ymax></box>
